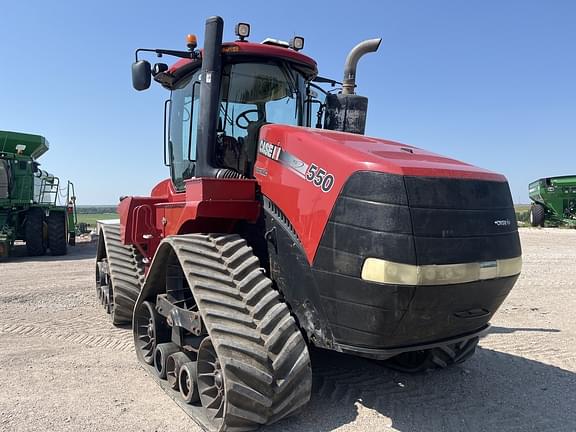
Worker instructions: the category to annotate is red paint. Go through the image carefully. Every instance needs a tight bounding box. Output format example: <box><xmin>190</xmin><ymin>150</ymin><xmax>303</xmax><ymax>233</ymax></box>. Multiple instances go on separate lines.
<box><xmin>122</xmin><ymin>123</ymin><xmax>510</xmax><ymax>269</ymax></box>
<box><xmin>168</xmin><ymin>42</ymin><xmax>317</xmax><ymax>76</ymax></box>
<box><xmin>254</xmin><ymin>125</ymin><xmax>508</xmax><ymax>263</ymax></box>
<box><xmin>118</xmin><ymin>178</ymin><xmax>260</xmax><ymax>266</ymax></box>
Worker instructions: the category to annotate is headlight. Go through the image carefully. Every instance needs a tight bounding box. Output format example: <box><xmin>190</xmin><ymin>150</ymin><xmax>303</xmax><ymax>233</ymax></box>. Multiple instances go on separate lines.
<box><xmin>361</xmin><ymin>256</ymin><xmax>522</xmax><ymax>285</ymax></box>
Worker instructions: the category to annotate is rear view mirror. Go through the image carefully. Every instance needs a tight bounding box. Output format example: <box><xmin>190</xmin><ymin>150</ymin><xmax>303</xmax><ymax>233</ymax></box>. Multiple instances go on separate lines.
<box><xmin>132</xmin><ymin>60</ymin><xmax>151</xmax><ymax>91</ymax></box>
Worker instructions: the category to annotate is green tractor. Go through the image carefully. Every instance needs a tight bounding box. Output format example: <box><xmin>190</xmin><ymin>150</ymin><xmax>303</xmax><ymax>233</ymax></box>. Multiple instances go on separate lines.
<box><xmin>529</xmin><ymin>175</ymin><xmax>576</xmax><ymax>227</ymax></box>
<box><xmin>0</xmin><ymin>130</ymin><xmax>77</xmax><ymax>257</ymax></box>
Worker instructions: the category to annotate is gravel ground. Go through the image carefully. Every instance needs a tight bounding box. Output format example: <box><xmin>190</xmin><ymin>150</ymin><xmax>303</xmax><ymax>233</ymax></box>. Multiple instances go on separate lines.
<box><xmin>0</xmin><ymin>228</ymin><xmax>575</xmax><ymax>432</ymax></box>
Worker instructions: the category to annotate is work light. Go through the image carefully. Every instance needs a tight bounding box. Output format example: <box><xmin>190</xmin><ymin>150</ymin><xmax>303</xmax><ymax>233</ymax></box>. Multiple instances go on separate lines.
<box><xmin>290</xmin><ymin>36</ymin><xmax>304</xmax><ymax>51</ymax></box>
<box><xmin>235</xmin><ymin>23</ymin><xmax>250</xmax><ymax>41</ymax></box>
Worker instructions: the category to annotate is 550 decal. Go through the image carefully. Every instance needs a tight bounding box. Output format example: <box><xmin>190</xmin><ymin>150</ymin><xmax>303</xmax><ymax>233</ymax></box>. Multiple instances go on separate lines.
<box><xmin>305</xmin><ymin>163</ymin><xmax>335</xmax><ymax>193</ymax></box>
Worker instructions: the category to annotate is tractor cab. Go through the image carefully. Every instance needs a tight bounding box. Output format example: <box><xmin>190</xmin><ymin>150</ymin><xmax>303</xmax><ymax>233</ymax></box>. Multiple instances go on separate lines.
<box><xmin>166</xmin><ymin>55</ymin><xmax>311</xmax><ymax>189</ymax></box>
<box><xmin>132</xmin><ymin>20</ymin><xmax>319</xmax><ymax>190</ymax></box>
<box><xmin>131</xmin><ymin>17</ymin><xmax>379</xmax><ymax>191</ymax></box>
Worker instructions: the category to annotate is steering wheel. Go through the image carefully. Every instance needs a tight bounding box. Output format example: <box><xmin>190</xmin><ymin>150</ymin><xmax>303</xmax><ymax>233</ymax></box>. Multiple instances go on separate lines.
<box><xmin>235</xmin><ymin>109</ymin><xmax>264</xmax><ymax>130</ymax></box>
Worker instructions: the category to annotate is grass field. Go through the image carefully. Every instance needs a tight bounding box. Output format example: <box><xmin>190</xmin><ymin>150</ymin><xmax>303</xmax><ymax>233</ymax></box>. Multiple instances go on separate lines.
<box><xmin>76</xmin><ymin>212</ymin><xmax>118</xmax><ymax>228</ymax></box>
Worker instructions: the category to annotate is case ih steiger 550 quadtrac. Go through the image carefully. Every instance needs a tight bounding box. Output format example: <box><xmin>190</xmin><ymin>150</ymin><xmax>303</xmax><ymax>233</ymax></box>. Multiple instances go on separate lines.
<box><xmin>95</xmin><ymin>17</ymin><xmax>522</xmax><ymax>431</ymax></box>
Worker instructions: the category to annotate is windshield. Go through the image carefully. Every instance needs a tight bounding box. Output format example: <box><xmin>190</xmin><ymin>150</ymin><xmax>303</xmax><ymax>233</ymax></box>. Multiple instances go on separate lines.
<box><xmin>167</xmin><ymin>61</ymin><xmax>308</xmax><ymax>189</ymax></box>
<box><xmin>217</xmin><ymin>62</ymin><xmax>306</xmax><ymax>173</ymax></box>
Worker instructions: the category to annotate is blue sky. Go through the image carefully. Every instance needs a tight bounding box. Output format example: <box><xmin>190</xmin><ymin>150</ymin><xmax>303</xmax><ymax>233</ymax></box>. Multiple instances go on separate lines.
<box><xmin>1</xmin><ymin>1</ymin><xmax>574</xmax><ymax>204</ymax></box>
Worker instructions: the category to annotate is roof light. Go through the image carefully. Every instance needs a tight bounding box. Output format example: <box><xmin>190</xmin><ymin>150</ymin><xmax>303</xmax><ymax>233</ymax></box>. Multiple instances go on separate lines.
<box><xmin>235</xmin><ymin>23</ymin><xmax>250</xmax><ymax>41</ymax></box>
<box><xmin>186</xmin><ymin>34</ymin><xmax>197</xmax><ymax>51</ymax></box>
<box><xmin>261</xmin><ymin>38</ymin><xmax>290</xmax><ymax>48</ymax></box>
<box><xmin>290</xmin><ymin>36</ymin><xmax>305</xmax><ymax>51</ymax></box>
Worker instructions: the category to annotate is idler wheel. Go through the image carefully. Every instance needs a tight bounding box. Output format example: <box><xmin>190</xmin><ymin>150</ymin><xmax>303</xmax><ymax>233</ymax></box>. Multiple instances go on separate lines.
<box><xmin>179</xmin><ymin>361</ymin><xmax>200</xmax><ymax>404</ymax></box>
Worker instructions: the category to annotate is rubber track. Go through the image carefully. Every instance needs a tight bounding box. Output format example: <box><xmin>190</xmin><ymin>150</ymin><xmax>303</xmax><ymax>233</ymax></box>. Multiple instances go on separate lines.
<box><xmin>429</xmin><ymin>337</ymin><xmax>479</xmax><ymax>369</ymax></box>
<box><xmin>167</xmin><ymin>234</ymin><xmax>312</xmax><ymax>431</ymax></box>
<box><xmin>100</xmin><ymin>224</ymin><xmax>145</xmax><ymax>325</ymax></box>
<box><xmin>386</xmin><ymin>337</ymin><xmax>479</xmax><ymax>373</ymax></box>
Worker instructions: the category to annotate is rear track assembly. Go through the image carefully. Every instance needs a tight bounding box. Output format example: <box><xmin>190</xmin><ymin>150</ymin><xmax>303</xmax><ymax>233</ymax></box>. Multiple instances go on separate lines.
<box><xmin>96</xmin><ymin>223</ymin><xmax>145</xmax><ymax>325</ymax></box>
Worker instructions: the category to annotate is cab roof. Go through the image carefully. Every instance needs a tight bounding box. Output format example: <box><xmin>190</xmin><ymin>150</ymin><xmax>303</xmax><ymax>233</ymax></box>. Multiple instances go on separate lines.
<box><xmin>156</xmin><ymin>41</ymin><xmax>318</xmax><ymax>89</ymax></box>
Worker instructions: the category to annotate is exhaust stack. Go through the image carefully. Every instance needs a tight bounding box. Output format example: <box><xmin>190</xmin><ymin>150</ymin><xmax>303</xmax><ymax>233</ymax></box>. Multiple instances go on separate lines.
<box><xmin>342</xmin><ymin>38</ymin><xmax>382</xmax><ymax>95</ymax></box>
<box><xmin>195</xmin><ymin>16</ymin><xmax>224</xmax><ymax>178</ymax></box>
<box><xmin>324</xmin><ymin>38</ymin><xmax>381</xmax><ymax>135</ymax></box>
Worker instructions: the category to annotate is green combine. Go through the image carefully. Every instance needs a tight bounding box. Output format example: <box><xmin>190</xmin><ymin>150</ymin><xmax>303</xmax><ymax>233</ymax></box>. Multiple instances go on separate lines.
<box><xmin>529</xmin><ymin>175</ymin><xmax>576</xmax><ymax>227</ymax></box>
<box><xmin>0</xmin><ymin>130</ymin><xmax>77</xmax><ymax>257</ymax></box>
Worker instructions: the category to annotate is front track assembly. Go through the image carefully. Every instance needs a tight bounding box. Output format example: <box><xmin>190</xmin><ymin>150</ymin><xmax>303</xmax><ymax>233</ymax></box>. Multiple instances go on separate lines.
<box><xmin>133</xmin><ymin>233</ymin><xmax>312</xmax><ymax>432</ymax></box>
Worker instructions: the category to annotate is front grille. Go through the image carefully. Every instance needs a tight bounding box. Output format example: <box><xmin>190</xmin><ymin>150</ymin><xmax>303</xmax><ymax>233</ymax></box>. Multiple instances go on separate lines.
<box><xmin>313</xmin><ymin>171</ymin><xmax>521</xmax><ymax>276</ymax></box>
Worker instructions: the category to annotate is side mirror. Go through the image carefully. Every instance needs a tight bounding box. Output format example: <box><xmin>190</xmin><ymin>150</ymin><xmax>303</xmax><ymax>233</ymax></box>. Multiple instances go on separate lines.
<box><xmin>131</xmin><ymin>60</ymin><xmax>151</xmax><ymax>91</ymax></box>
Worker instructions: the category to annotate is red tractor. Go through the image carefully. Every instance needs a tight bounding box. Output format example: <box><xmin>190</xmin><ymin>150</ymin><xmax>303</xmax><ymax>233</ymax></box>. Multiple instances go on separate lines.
<box><xmin>96</xmin><ymin>16</ymin><xmax>522</xmax><ymax>432</ymax></box>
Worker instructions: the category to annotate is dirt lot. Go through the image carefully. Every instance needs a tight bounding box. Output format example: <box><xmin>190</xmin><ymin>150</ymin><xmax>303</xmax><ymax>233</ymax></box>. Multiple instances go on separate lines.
<box><xmin>0</xmin><ymin>228</ymin><xmax>575</xmax><ymax>432</ymax></box>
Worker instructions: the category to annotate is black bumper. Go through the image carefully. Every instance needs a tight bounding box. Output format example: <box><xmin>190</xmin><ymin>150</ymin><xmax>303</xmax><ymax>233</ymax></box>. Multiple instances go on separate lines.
<box><xmin>313</xmin><ymin>269</ymin><xmax>517</xmax><ymax>357</ymax></box>
<box><xmin>264</xmin><ymin>171</ymin><xmax>521</xmax><ymax>358</ymax></box>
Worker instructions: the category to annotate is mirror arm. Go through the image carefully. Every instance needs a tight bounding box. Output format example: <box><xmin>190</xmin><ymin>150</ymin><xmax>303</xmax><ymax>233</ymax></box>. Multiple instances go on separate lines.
<box><xmin>135</xmin><ymin>48</ymin><xmax>200</xmax><ymax>62</ymax></box>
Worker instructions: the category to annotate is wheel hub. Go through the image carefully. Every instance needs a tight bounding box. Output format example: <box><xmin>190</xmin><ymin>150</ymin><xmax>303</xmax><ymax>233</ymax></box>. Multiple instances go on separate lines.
<box><xmin>147</xmin><ymin>321</ymin><xmax>154</xmax><ymax>338</ymax></box>
<box><xmin>214</xmin><ymin>370</ymin><xmax>223</xmax><ymax>390</ymax></box>
<box><xmin>135</xmin><ymin>301</ymin><xmax>161</xmax><ymax>365</ymax></box>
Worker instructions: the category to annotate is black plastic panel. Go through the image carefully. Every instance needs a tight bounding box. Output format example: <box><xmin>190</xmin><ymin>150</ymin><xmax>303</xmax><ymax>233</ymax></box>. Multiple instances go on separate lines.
<box><xmin>404</xmin><ymin>176</ymin><xmax>513</xmax><ymax>209</ymax></box>
<box><xmin>314</xmin><ymin>269</ymin><xmax>517</xmax><ymax>349</ymax></box>
<box><xmin>411</xmin><ymin>207</ymin><xmax>518</xmax><ymax>237</ymax></box>
<box><xmin>319</xmin><ymin>222</ymin><xmax>416</xmax><ymax>268</ymax></box>
<box><xmin>340</xmin><ymin>171</ymin><xmax>408</xmax><ymax>205</ymax></box>
<box><xmin>414</xmin><ymin>232</ymin><xmax>522</xmax><ymax>265</ymax></box>
<box><xmin>331</xmin><ymin>196</ymin><xmax>412</xmax><ymax>233</ymax></box>
<box><xmin>315</xmin><ymin>172</ymin><xmax>521</xmax><ymax>271</ymax></box>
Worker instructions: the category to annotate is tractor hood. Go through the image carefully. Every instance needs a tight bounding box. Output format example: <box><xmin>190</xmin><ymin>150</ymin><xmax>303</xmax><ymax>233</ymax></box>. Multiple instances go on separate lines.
<box><xmin>256</xmin><ymin>124</ymin><xmax>513</xmax><ymax>263</ymax></box>
<box><xmin>293</xmin><ymin>126</ymin><xmax>505</xmax><ymax>182</ymax></box>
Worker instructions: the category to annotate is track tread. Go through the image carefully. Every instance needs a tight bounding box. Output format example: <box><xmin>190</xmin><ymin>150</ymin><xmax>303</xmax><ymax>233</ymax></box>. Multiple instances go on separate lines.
<box><xmin>385</xmin><ymin>337</ymin><xmax>480</xmax><ymax>373</ymax></box>
<box><xmin>99</xmin><ymin>224</ymin><xmax>145</xmax><ymax>325</ymax></box>
<box><xmin>165</xmin><ymin>234</ymin><xmax>312</xmax><ymax>431</ymax></box>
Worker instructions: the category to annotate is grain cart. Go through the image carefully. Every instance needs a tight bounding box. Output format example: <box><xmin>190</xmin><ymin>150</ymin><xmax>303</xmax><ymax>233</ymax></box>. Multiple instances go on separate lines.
<box><xmin>0</xmin><ymin>130</ymin><xmax>77</xmax><ymax>257</ymax></box>
<box><xmin>95</xmin><ymin>17</ymin><xmax>522</xmax><ymax>431</ymax></box>
<box><xmin>529</xmin><ymin>175</ymin><xmax>576</xmax><ymax>227</ymax></box>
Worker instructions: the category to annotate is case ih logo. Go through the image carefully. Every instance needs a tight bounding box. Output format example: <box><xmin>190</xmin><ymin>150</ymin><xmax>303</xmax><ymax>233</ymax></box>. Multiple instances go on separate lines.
<box><xmin>259</xmin><ymin>140</ymin><xmax>282</xmax><ymax>161</ymax></box>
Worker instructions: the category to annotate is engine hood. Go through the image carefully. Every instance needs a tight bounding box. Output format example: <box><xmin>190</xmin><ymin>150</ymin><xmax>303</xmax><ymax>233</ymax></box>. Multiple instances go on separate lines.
<box><xmin>262</xmin><ymin>125</ymin><xmax>505</xmax><ymax>182</ymax></box>
<box><xmin>256</xmin><ymin>124</ymin><xmax>511</xmax><ymax>263</ymax></box>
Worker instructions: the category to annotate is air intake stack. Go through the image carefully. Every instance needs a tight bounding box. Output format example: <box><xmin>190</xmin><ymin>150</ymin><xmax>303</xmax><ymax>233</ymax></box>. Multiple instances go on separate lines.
<box><xmin>324</xmin><ymin>38</ymin><xmax>381</xmax><ymax>135</ymax></box>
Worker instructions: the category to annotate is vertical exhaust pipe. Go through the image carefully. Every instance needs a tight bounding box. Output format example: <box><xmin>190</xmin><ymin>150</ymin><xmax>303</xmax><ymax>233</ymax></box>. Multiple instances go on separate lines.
<box><xmin>324</xmin><ymin>38</ymin><xmax>382</xmax><ymax>135</ymax></box>
<box><xmin>195</xmin><ymin>16</ymin><xmax>224</xmax><ymax>178</ymax></box>
<box><xmin>342</xmin><ymin>38</ymin><xmax>382</xmax><ymax>95</ymax></box>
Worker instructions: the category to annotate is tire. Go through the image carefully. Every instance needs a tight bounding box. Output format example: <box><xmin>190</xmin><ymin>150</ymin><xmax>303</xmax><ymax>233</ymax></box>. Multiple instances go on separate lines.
<box><xmin>141</xmin><ymin>234</ymin><xmax>313</xmax><ymax>431</ymax></box>
<box><xmin>25</xmin><ymin>207</ymin><xmax>46</xmax><ymax>256</ymax></box>
<box><xmin>385</xmin><ymin>336</ymin><xmax>479</xmax><ymax>373</ymax></box>
<box><xmin>47</xmin><ymin>211</ymin><xmax>67</xmax><ymax>256</ymax></box>
<box><xmin>530</xmin><ymin>203</ymin><xmax>545</xmax><ymax>227</ymax></box>
<box><xmin>97</xmin><ymin>224</ymin><xmax>145</xmax><ymax>325</ymax></box>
